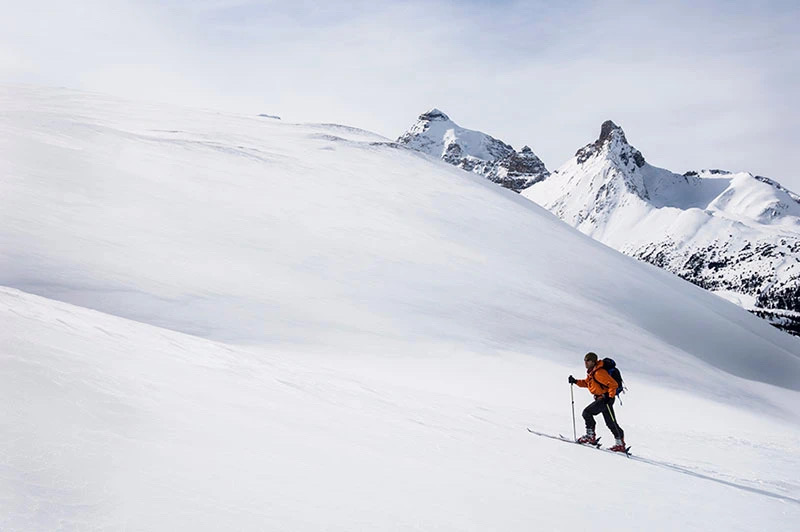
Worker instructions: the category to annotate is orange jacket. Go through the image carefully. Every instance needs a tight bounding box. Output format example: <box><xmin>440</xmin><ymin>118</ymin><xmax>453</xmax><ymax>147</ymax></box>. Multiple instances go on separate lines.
<box><xmin>576</xmin><ymin>360</ymin><xmax>618</xmax><ymax>398</ymax></box>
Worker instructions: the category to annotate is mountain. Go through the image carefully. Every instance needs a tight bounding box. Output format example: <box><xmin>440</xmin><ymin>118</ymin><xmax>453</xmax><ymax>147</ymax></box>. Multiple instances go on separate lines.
<box><xmin>522</xmin><ymin>121</ymin><xmax>800</xmax><ymax>336</ymax></box>
<box><xmin>2</xmin><ymin>85</ymin><xmax>800</xmax><ymax>530</ymax></box>
<box><xmin>397</xmin><ymin>109</ymin><xmax>549</xmax><ymax>192</ymax></box>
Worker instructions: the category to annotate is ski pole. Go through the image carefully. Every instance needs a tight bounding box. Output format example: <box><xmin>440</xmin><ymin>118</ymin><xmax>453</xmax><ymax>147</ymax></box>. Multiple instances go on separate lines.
<box><xmin>570</xmin><ymin>383</ymin><xmax>577</xmax><ymax>441</ymax></box>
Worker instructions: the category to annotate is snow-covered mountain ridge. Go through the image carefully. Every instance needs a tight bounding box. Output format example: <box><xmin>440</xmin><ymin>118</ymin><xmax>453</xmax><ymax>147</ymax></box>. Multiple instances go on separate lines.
<box><xmin>397</xmin><ymin>109</ymin><xmax>549</xmax><ymax>192</ymax></box>
<box><xmin>521</xmin><ymin>121</ymin><xmax>800</xmax><ymax>336</ymax></box>
<box><xmin>396</xmin><ymin>110</ymin><xmax>800</xmax><ymax>334</ymax></box>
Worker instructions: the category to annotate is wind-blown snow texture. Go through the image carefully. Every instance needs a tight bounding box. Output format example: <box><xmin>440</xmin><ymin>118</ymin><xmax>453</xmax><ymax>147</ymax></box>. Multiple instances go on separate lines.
<box><xmin>523</xmin><ymin>120</ymin><xmax>800</xmax><ymax>336</ymax></box>
<box><xmin>1</xmin><ymin>86</ymin><xmax>800</xmax><ymax>530</ymax></box>
<box><xmin>397</xmin><ymin>109</ymin><xmax>549</xmax><ymax>192</ymax></box>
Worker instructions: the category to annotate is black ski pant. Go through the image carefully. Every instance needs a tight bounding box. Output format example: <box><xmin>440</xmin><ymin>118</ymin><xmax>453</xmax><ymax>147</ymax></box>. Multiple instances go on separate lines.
<box><xmin>583</xmin><ymin>396</ymin><xmax>623</xmax><ymax>440</ymax></box>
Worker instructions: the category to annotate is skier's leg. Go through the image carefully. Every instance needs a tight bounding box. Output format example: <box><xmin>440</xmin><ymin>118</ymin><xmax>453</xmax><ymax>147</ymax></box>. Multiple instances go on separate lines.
<box><xmin>582</xmin><ymin>397</ymin><xmax>604</xmax><ymax>431</ymax></box>
<box><xmin>577</xmin><ymin>398</ymin><xmax>604</xmax><ymax>443</ymax></box>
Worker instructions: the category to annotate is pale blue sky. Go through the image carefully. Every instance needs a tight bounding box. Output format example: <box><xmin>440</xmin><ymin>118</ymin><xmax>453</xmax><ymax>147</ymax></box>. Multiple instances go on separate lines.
<box><xmin>2</xmin><ymin>0</ymin><xmax>798</xmax><ymax>187</ymax></box>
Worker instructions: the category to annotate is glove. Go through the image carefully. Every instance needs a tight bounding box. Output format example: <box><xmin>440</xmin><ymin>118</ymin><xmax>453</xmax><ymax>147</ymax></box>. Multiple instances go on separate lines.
<box><xmin>568</xmin><ymin>375</ymin><xmax>577</xmax><ymax>384</ymax></box>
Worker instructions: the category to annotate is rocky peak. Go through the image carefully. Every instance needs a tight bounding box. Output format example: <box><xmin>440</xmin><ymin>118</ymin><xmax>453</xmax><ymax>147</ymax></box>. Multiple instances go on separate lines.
<box><xmin>418</xmin><ymin>108</ymin><xmax>450</xmax><ymax>122</ymax></box>
<box><xmin>598</xmin><ymin>120</ymin><xmax>627</xmax><ymax>144</ymax></box>
<box><xmin>576</xmin><ymin>120</ymin><xmax>645</xmax><ymax>168</ymax></box>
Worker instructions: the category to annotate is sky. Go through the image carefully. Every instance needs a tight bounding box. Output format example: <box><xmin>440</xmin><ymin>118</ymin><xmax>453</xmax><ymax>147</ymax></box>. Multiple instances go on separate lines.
<box><xmin>2</xmin><ymin>0</ymin><xmax>799</xmax><ymax>188</ymax></box>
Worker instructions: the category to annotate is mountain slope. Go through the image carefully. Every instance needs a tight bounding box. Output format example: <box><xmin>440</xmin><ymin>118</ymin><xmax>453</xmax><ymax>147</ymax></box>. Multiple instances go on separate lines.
<box><xmin>523</xmin><ymin>121</ymin><xmax>800</xmax><ymax>335</ymax></box>
<box><xmin>397</xmin><ymin>109</ymin><xmax>549</xmax><ymax>192</ymax></box>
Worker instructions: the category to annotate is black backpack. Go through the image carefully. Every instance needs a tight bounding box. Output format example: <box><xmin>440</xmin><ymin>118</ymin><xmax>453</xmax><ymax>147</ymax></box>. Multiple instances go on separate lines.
<box><xmin>601</xmin><ymin>357</ymin><xmax>624</xmax><ymax>396</ymax></box>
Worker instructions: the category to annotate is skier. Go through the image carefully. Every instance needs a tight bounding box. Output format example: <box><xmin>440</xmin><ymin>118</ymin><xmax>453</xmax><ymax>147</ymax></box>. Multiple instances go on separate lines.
<box><xmin>568</xmin><ymin>352</ymin><xmax>627</xmax><ymax>452</ymax></box>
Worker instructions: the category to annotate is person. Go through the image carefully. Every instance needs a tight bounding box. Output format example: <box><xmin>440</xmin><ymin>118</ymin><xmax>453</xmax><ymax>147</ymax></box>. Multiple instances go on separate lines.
<box><xmin>568</xmin><ymin>352</ymin><xmax>627</xmax><ymax>452</ymax></box>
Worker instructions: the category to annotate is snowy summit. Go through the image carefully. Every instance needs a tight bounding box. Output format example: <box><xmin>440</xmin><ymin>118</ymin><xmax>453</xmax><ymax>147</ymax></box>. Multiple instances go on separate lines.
<box><xmin>398</xmin><ymin>109</ymin><xmax>549</xmax><ymax>192</ymax></box>
<box><xmin>523</xmin><ymin>120</ymin><xmax>800</xmax><ymax>335</ymax></box>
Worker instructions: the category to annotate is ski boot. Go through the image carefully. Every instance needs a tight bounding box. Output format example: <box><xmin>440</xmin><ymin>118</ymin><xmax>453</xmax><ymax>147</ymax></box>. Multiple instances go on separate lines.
<box><xmin>576</xmin><ymin>429</ymin><xmax>598</xmax><ymax>445</ymax></box>
<box><xmin>609</xmin><ymin>437</ymin><xmax>628</xmax><ymax>453</ymax></box>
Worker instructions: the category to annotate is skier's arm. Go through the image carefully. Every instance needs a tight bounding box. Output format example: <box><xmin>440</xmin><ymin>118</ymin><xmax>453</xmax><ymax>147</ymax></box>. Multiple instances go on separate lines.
<box><xmin>575</xmin><ymin>377</ymin><xmax>588</xmax><ymax>388</ymax></box>
<box><xmin>595</xmin><ymin>369</ymin><xmax>616</xmax><ymax>398</ymax></box>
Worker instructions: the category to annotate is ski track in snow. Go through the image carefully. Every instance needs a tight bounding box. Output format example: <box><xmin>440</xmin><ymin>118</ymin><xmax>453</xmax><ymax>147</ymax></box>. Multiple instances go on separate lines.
<box><xmin>529</xmin><ymin>429</ymin><xmax>800</xmax><ymax>505</ymax></box>
<box><xmin>627</xmin><ymin>454</ymin><xmax>800</xmax><ymax>505</ymax></box>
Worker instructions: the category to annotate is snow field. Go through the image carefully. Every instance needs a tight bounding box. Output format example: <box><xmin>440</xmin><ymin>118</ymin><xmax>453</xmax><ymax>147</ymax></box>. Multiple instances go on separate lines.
<box><xmin>1</xmin><ymin>85</ymin><xmax>799</xmax><ymax>530</ymax></box>
<box><xmin>1</xmin><ymin>287</ymin><xmax>798</xmax><ymax>531</ymax></box>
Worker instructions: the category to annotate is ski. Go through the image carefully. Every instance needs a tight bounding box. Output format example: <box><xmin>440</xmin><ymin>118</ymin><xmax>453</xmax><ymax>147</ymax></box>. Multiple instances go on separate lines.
<box><xmin>527</xmin><ymin>428</ymin><xmax>631</xmax><ymax>457</ymax></box>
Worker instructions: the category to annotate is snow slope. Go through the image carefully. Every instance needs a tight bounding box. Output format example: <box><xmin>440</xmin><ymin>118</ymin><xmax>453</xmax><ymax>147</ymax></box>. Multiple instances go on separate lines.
<box><xmin>397</xmin><ymin>109</ymin><xmax>549</xmax><ymax>192</ymax></box>
<box><xmin>1</xmin><ymin>85</ymin><xmax>800</xmax><ymax>530</ymax></box>
<box><xmin>2</xmin><ymin>287</ymin><xmax>799</xmax><ymax>531</ymax></box>
<box><xmin>523</xmin><ymin>121</ymin><xmax>800</xmax><ymax>335</ymax></box>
